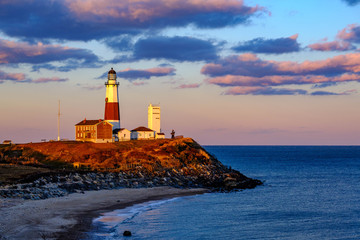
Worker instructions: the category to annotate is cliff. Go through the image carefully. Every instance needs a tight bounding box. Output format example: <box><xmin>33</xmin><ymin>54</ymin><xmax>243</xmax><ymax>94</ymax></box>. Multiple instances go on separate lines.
<box><xmin>0</xmin><ymin>138</ymin><xmax>262</xmax><ymax>199</ymax></box>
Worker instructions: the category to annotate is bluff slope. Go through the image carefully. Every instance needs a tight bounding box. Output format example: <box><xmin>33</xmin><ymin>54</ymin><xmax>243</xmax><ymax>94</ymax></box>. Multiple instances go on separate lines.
<box><xmin>0</xmin><ymin>138</ymin><xmax>262</xmax><ymax>199</ymax></box>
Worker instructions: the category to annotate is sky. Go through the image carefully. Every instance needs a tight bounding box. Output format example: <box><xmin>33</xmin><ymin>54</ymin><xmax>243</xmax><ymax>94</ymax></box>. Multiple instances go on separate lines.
<box><xmin>1</xmin><ymin>0</ymin><xmax>360</xmax><ymax>145</ymax></box>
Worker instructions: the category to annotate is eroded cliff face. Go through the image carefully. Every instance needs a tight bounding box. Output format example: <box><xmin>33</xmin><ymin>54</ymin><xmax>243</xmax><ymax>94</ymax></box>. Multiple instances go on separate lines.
<box><xmin>0</xmin><ymin>138</ymin><xmax>262</xmax><ymax>198</ymax></box>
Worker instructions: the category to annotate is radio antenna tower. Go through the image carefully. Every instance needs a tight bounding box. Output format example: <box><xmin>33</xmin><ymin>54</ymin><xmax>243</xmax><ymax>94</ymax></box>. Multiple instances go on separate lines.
<box><xmin>57</xmin><ymin>100</ymin><xmax>61</xmax><ymax>141</ymax></box>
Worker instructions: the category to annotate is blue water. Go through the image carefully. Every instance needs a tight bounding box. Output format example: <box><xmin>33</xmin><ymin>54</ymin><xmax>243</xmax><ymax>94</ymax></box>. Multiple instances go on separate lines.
<box><xmin>87</xmin><ymin>146</ymin><xmax>360</xmax><ymax>240</ymax></box>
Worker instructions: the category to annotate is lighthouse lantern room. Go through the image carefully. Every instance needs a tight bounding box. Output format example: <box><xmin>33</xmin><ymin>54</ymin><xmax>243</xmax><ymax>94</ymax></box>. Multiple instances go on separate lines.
<box><xmin>104</xmin><ymin>68</ymin><xmax>120</xmax><ymax>130</ymax></box>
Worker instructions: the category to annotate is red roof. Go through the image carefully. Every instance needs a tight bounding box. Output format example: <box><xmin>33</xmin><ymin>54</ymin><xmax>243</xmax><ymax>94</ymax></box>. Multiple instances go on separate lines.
<box><xmin>131</xmin><ymin>126</ymin><xmax>154</xmax><ymax>132</ymax></box>
<box><xmin>113</xmin><ymin>128</ymin><xmax>130</xmax><ymax>133</ymax></box>
<box><xmin>157</xmin><ymin>133</ymin><xmax>165</xmax><ymax>135</ymax></box>
<box><xmin>75</xmin><ymin>119</ymin><xmax>104</xmax><ymax>126</ymax></box>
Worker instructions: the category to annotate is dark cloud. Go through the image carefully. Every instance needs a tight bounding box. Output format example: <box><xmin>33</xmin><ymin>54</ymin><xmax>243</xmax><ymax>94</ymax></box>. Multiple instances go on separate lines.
<box><xmin>310</xmin><ymin>91</ymin><xmax>340</xmax><ymax>95</ymax></box>
<box><xmin>232</xmin><ymin>35</ymin><xmax>300</xmax><ymax>54</ymax></box>
<box><xmin>104</xmin><ymin>36</ymin><xmax>134</xmax><ymax>52</ymax></box>
<box><xmin>117</xmin><ymin>67</ymin><xmax>175</xmax><ymax>80</ymax></box>
<box><xmin>342</xmin><ymin>0</ymin><xmax>360</xmax><ymax>6</ymax></box>
<box><xmin>0</xmin><ymin>0</ymin><xmax>265</xmax><ymax>41</ymax></box>
<box><xmin>97</xmin><ymin>67</ymin><xmax>175</xmax><ymax>81</ymax></box>
<box><xmin>0</xmin><ymin>38</ymin><xmax>101</xmax><ymax>71</ymax></box>
<box><xmin>130</xmin><ymin>36</ymin><xmax>219</xmax><ymax>62</ymax></box>
<box><xmin>312</xmin><ymin>82</ymin><xmax>339</xmax><ymax>88</ymax></box>
<box><xmin>158</xmin><ymin>63</ymin><xmax>175</xmax><ymax>67</ymax></box>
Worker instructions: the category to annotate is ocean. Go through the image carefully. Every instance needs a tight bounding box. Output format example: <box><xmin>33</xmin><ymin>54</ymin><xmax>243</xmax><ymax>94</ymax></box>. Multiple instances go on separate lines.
<box><xmin>86</xmin><ymin>146</ymin><xmax>360</xmax><ymax>240</ymax></box>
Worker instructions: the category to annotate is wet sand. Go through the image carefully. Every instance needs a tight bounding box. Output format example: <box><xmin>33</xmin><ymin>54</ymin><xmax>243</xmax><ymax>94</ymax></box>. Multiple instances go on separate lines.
<box><xmin>0</xmin><ymin>187</ymin><xmax>209</xmax><ymax>239</ymax></box>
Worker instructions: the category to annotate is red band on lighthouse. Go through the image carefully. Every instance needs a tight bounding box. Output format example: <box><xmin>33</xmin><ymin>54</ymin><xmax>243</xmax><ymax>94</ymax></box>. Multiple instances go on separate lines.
<box><xmin>104</xmin><ymin>102</ymin><xmax>120</xmax><ymax>121</ymax></box>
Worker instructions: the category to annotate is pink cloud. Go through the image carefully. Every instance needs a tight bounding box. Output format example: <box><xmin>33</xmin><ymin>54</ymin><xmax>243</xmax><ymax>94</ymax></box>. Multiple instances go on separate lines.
<box><xmin>307</xmin><ymin>24</ymin><xmax>360</xmax><ymax>52</ymax></box>
<box><xmin>202</xmin><ymin>53</ymin><xmax>360</xmax><ymax>95</ymax></box>
<box><xmin>308</xmin><ymin>40</ymin><xmax>355</xmax><ymax>51</ymax></box>
<box><xmin>175</xmin><ymin>83</ymin><xmax>201</xmax><ymax>89</ymax></box>
<box><xmin>202</xmin><ymin>53</ymin><xmax>360</xmax><ymax>77</ymax></box>
<box><xmin>66</xmin><ymin>0</ymin><xmax>265</xmax><ymax>23</ymax></box>
<box><xmin>337</xmin><ymin>24</ymin><xmax>360</xmax><ymax>42</ymax></box>
<box><xmin>0</xmin><ymin>70</ymin><xmax>26</xmax><ymax>81</ymax></box>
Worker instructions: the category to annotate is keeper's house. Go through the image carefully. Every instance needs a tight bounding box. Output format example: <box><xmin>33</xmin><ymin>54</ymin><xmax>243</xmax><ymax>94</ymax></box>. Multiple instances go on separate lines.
<box><xmin>75</xmin><ymin>119</ymin><xmax>113</xmax><ymax>143</ymax></box>
<box><xmin>131</xmin><ymin>126</ymin><xmax>155</xmax><ymax>140</ymax></box>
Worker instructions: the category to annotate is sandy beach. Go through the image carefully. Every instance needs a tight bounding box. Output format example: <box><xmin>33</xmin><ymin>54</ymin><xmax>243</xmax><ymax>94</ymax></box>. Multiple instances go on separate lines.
<box><xmin>0</xmin><ymin>187</ymin><xmax>208</xmax><ymax>239</ymax></box>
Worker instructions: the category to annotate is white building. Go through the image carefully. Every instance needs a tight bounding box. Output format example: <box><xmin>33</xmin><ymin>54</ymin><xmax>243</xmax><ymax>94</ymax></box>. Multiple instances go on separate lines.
<box><xmin>156</xmin><ymin>133</ymin><xmax>165</xmax><ymax>139</ymax></box>
<box><xmin>148</xmin><ymin>103</ymin><xmax>161</xmax><ymax>134</ymax></box>
<box><xmin>131</xmin><ymin>126</ymin><xmax>155</xmax><ymax>140</ymax></box>
<box><xmin>116</xmin><ymin>128</ymin><xmax>131</xmax><ymax>141</ymax></box>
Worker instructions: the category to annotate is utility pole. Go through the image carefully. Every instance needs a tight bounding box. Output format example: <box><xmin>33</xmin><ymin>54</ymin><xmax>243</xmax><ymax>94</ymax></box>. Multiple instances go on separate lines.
<box><xmin>58</xmin><ymin>100</ymin><xmax>61</xmax><ymax>141</ymax></box>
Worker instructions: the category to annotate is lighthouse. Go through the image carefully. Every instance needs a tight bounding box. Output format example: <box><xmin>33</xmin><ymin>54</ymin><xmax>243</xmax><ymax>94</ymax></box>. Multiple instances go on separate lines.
<box><xmin>104</xmin><ymin>68</ymin><xmax>120</xmax><ymax>130</ymax></box>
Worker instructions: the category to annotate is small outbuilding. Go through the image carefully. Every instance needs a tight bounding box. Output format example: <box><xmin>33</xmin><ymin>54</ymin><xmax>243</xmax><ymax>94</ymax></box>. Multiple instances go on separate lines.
<box><xmin>115</xmin><ymin>128</ymin><xmax>131</xmax><ymax>141</ymax></box>
<box><xmin>131</xmin><ymin>126</ymin><xmax>155</xmax><ymax>140</ymax></box>
<box><xmin>156</xmin><ymin>133</ymin><xmax>165</xmax><ymax>139</ymax></box>
<box><xmin>2</xmin><ymin>140</ymin><xmax>13</xmax><ymax>145</ymax></box>
<box><xmin>75</xmin><ymin>119</ymin><xmax>113</xmax><ymax>143</ymax></box>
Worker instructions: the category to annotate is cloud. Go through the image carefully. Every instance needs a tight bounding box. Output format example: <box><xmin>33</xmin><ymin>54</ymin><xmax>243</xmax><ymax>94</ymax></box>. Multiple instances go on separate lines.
<box><xmin>175</xmin><ymin>83</ymin><xmax>201</xmax><ymax>89</ymax></box>
<box><xmin>31</xmin><ymin>77</ymin><xmax>68</xmax><ymax>83</ymax></box>
<box><xmin>202</xmin><ymin>53</ymin><xmax>360</xmax><ymax>95</ymax></box>
<box><xmin>342</xmin><ymin>0</ymin><xmax>360</xmax><ymax>6</ymax></box>
<box><xmin>224</xmin><ymin>86</ymin><xmax>307</xmax><ymax>95</ymax></box>
<box><xmin>117</xmin><ymin>67</ymin><xmax>175</xmax><ymax>80</ymax></box>
<box><xmin>312</xmin><ymin>82</ymin><xmax>339</xmax><ymax>88</ymax></box>
<box><xmin>337</xmin><ymin>24</ymin><xmax>360</xmax><ymax>43</ymax></box>
<box><xmin>308</xmin><ymin>24</ymin><xmax>360</xmax><ymax>52</ymax></box>
<box><xmin>104</xmin><ymin>36</ymin><xmax>134</xmax><ymax>52</ymax></box>
<box><xmin>202</xmin><ymin>53</ymin><xmax>360</xmax><ymax>78</ymax></box>
<box><xmin>111</xmin><ymin>36</ymin><xmax>219</xmax><ymax>62</ymax></box>
<box><xmin>78</xmin><ymin>84</ymin><xmax>104</xmax><ymax>91</ymax></box>
<box><xmin>0</xmin><ymin>70</ymin><xmax>26</xmax><ymax>81</ymax></box>
<box><xmin>232</xmin><ymin>34</ymin><xmax>300</xmax><ymax>54</ymax></box>
<box><xmin>308</xmin><ymin>40</ymin><xmax>355</xmax><ymax>51</ymax></box>
<box><xmin>311</xmin><ymin>89</ymin><xmax>357</xmax><ymax>95</ymax></box>
<box><xmin>132</xmin><ymin>81</ymin><xmax>148</xmax><ymax>86</ymax></box>
<box><xmin>0</xmin><ymin>38</ymin><xmax>100</xmax><ymax>71</ymax></box>
<box><xmin>0</xmin><ymin>70</ymin><xmax>68</xmax><ymax>84</ymax></box>
<box><xmin>97</xmin><ymin>67</ymin><xmax>175</xmax><ymax>81</ymax></box>
<box><xmin>310</xmin><ymin>91</ymin><xmax>341</xmax><ymax>95</ymax></box>
<box><xmin>0</xmin><ymin>0</ymin><xmax>266</xmax><ymax>41</ymax></box>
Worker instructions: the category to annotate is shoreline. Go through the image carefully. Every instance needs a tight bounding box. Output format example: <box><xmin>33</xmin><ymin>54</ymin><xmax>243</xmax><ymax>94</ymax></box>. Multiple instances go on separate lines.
<box><xmin>0</xmin><ymin>187</ymin><xmax>209</xmax><ymax>240</ymax></box>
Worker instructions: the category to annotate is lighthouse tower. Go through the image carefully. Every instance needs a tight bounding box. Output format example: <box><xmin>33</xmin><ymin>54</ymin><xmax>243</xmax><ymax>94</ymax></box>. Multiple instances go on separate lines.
<box><xmin>104</xmin><ymin>68</ymin><xmax>120</xmax><ymax>130</ymax></box>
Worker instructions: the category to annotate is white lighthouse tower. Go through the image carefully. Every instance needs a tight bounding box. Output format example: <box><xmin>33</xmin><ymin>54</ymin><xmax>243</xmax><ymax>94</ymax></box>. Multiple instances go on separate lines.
<box><xmin>104</xmin><ymin>68</ymin><xmax>120</xmax><ymax>130</ymax></box>
<box><xmin>148</xmin><ymin>103</ymin><xmax>161</xmax><ymax>133</ymax></box>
